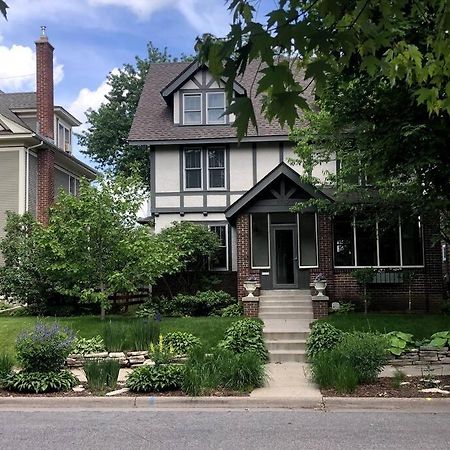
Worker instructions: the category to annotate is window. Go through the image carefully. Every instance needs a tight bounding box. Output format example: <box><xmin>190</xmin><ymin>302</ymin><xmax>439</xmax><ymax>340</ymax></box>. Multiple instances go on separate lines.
<box><xmin>206</xmin><ymin>92</ymin><xmax>226</xmax><ymax>124</ymax></box>
<box><xmin>298</xmin><ymin>213</ymin><xmax>318</xmax><ymax>267</ymax></box>
<box><xmin>57</xmin><ymin>122</ymin><xmax>71</xmax><ymax>152</ymax></box>
<box><xmin>184</xmin><ymin>148</ymin><xmax>202</xmax><ymax>189</ymax></box>
<box><xmin>208</xmin><ymin>148</ymin><xmax>225</xmax><ymax>189</ymax></box>
<box><xmin>183</xmin><ymin>93</ymin><xmax>202</xmax><ymax>124</ymax></box>
<box><xmin>209</xmin><ymin>225</ymin><xmax>228</xmax><ymax>270</ymax></box>
<box><xmin>251</xmin><ymin>213</ymin><xmax>270</xmax><ymax>268</ymax></box>
<box><xmin>333</xmin><ymin>215</ymin><xmax>424</xmax><ymax>267</ymax></box>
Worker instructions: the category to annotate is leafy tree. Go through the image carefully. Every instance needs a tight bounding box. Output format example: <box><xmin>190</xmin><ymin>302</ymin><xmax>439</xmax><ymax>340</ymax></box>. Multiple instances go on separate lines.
<box><xmin>0</xmin><ymin>1</ymin><xmax>7</xmax><ymax>19</ymax></box>
<box><xmin>78</xmin><ymin>43</ymin><xmax>193</xmax><ymax>182</ymax></box>
<box><xmin>196</xmin><ymin>0</ymin><xmax>450</xmax><ymax>138</ymax></box>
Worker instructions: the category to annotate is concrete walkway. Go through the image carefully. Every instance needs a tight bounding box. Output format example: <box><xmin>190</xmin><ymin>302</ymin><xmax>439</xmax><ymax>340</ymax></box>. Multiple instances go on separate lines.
<box><xmin>250</xmin><ymin>362</ymin><xmax>322</xmax><ymax>402</ymax></box>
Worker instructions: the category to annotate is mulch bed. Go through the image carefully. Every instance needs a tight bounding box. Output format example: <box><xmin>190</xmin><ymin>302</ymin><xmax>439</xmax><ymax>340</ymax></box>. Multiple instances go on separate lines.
<box><xmin>322</xmin><ymin>376</ymin><xmax>450</xmax><ymax>398</ymax></box>
<box><xmin>0</xmin><ymin>384</ymin><xmax>249</xmax><ymax>398</ymax></box>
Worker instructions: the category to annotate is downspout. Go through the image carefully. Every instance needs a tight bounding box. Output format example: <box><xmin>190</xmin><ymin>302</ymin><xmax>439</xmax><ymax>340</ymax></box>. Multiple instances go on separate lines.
<box><xmin>25</xmin><ymin>137</ymin><xmax>45</xmax><ymax>213</ymax></box>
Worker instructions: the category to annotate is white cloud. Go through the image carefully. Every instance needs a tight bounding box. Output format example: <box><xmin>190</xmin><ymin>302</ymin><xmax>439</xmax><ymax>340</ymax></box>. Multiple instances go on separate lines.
<box><xmin>0</xmin><ymin>43</ymin><xmax>64</xmax><ymax>92</ymax></box>
<box><xmin>68</xmin><ymin>69</ymin><xmax>119</xmax><ymax>129</ymax></box>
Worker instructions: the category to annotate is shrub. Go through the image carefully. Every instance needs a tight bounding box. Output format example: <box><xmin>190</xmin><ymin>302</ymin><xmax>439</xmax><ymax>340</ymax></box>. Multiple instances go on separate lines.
<box><xmin>385</xmin><ymin>331</ymin><xmax>415</xmax><ymax>356</ymax></box>
<box><xmin>220</xmin><ymin>303</ymin><xmax>244</xmax><ymax>317</ymax></box>
<box><xmin>163</xmin><ymin>332</ymin><xmax>201</xmax><ymax>355</ymax></box>
<box><xmin>84</xmin><ymin>359</ymin><xmax>120</xmax><ymax>391</ymax></box>
<box><xmin>182</xmin><ymin>347</ymin><xmax>267</xmax><ymax>396</ymax></box>
<box><xmin>332</xmin><ymin>301</ymin><xmax>355</xmax><ymax>315</ymax></box>
<box><xmin>71</xmin><ymin>336</ymin><xmax>105</xmax><ymax>355</ymax></box>
<box><xmin>16</xmin><ymin>322</ymin><xmax>75</xmax><ymax>372</ymax></box>
<box><xmin>4</xmin><ymin>370</ymin><xmax>78</xmax><ymax>393</ymax></box>
<box><xmin>336</xmin><ymin>332</ymin><xmax>388</xmax><ymax>383</ymax></box>
<box><xmin>307</xmin><ymin>322</ymin><xmax>345</xmax><ymax>358</ymax></box>
<box><xmin>126</xmin><ymin>364</ymin><xmax>184</xmax><ymax>392</ymax></box>
<box><xmin>219</xmin><ymin>319</ymin><xmax>268</xmax><ymax>361</ymax></box>
<box><xmin>0</xmin><ymin>353</ymin><xmax>14</xmax><ymax>383</ymax></box>
<box><xmin>135</xmin><ymin>303</ymin><xmax>156</xmax><ymax>319</ymax></box>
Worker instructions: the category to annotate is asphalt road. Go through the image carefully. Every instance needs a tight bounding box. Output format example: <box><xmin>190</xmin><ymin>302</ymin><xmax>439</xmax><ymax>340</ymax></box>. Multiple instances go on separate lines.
<box><xmin>0</xmin><ymin>409</ymin><xmax>449</xmax><ymax>450</ymax></box>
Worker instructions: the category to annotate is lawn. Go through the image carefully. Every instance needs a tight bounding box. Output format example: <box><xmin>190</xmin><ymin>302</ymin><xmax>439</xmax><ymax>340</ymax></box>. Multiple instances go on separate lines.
<box><xmin>0</xmin><ymin>316</ymin><xmax>238</xmax><ymax>355</ymax></box>
<box><xmin>322</xmin><ymin>313</ymin><xmax>450</xmax><ymax>339</ymax></box>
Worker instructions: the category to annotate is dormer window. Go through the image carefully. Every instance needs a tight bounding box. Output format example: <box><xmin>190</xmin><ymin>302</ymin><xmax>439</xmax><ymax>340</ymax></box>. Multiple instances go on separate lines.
<box><xmin>206</xmin><ymin>92</ymin><xmax>226</xmax><ymax>124</ymax></box>
<box><xmin>57</xmin><ymin>120</ymin><xmax>71</xmax><ymax>153</ymax></box>
<box><xmin>183</xmin><ymin>93</ymin><xmax>202</xmax><ymax>125</ymax></box>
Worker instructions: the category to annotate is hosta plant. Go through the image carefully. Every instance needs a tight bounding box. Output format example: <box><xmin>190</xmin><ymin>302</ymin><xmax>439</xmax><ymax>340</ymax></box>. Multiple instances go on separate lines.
<box><xmin>385</xmin><ymin>331</ymin><xmax>415</xmax><ymax>356</ymax></box>
<box><xmin>4</xmin><ymin>370</ymin><xmax>78</xmax><ymax>393</ymax></box>
<box><xmin>71</xmin><ymin>335</ymin><xmax>105</xmax><ymax>355</ymax></box>
<box><xmin>126</xmin><ymin>364</ymin><xmax>184</xmax><ymax>393</ymax></box>
<box><xmin>163</xmin><ymin>332</ymin><xmax>201</xmax><ymax>356</ymax></box>
<box><xmin>429</xmin><ymin>331</ymin><xmax>450</xmax><ymax>349</ymax></box>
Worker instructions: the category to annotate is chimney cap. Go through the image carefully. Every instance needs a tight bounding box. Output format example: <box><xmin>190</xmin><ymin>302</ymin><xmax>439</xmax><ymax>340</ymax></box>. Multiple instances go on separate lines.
<box><xmin>36</xmin><ymin>25</ymin><xmax>50</xmax><ymax>43</ymax></box>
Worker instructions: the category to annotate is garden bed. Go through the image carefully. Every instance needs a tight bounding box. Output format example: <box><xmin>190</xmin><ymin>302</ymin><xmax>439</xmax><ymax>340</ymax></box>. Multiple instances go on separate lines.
<box><xmin>321</xmin><ymin>375</ymin><xmax>450</xmax><ymax>398</ymax></box>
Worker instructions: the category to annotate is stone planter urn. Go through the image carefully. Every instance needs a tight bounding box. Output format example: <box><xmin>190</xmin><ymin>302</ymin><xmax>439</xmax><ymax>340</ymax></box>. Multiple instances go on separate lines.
<box><xmin>314</xmin><ymin>280</ymin><xmax>327</xmax><ymax>296</ymax></box>
<box><xmin>243</xmin><ymin>279</ymin><xmax>259</xmax><ymax>297</ymax></box>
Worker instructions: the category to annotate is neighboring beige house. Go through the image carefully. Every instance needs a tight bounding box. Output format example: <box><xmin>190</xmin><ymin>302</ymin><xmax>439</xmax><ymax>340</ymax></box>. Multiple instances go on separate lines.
<box><xmin>0</xmin><ymin>27</ymin><xmax>96</xmax><ymax>242</ymax></box>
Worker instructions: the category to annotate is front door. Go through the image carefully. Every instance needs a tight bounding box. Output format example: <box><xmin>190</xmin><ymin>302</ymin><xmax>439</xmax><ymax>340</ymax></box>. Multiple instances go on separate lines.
<box><xmin>271</xmin><ymin>225</ymin><xmax>298</xmax><ymax>288</ymax></box>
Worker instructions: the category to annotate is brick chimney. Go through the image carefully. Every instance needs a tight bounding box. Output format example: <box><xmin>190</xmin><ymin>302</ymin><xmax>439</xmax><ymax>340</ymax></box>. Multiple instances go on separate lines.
<box><xmin>35</xmin><ymin>26</ymin><xmax>55</xmax><ymax>224</ymax></box>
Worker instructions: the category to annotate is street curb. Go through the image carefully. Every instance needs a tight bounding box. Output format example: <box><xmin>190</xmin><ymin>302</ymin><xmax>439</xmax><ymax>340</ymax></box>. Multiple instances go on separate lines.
<box><xmin>0</xmin><ymin>395</ymin><xmax>324</xmax><ymax>411</ymax></box>
<box><xmin>323</xmin><ymin>397</ymin><xmax>450</xmax><ymax>412</ymax></box>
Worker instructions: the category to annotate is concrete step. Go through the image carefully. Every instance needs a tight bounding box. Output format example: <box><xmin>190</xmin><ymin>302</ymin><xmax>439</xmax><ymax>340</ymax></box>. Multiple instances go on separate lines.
<box><xmin>264</xmin><ymin>331</ymin><xmax>310</xmax><ymax>341</ymax></box>
<box><xmin>259</xmin><ymin>305</ymin><xmax>313</xmax><ymax>313</ymax></box>
<box><xmin>261</xmin><ymin>290</ymin><xmax>310</xmax><ymax>296</ymax></box>
<box><xmin>260</xmin><ymin>300</ymin><xmax>312</xmax><ymax>306</ymax></box>
<box><xmin>265</xmin><ymin>340</ymin><xmax>307</xmax><ymax>351</ymax></box>
<box><xmin>259</xmin><ymin>312</ymin><xmax>314</xmax><ymax>320</ymax></box>
<box><xmin>269</xmin><ymin>350</ymin><xmax>307</xmax><ymax>363</ymax></box>
<box><xmin>261</xmin><ymin>294</ymin><xmax>311</xmax><ymax>300</ymax></box>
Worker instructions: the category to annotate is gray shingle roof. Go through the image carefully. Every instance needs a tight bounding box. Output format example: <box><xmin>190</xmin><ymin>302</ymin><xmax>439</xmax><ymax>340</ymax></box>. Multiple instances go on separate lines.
<box><xmin>0</xmin><ymin>92</ymin><xmax>36</xmax><ymax>128</ymax></box>
<box><xmin>129</xmin><ymin>60</ymin><xmax>313</xmax><ymax>144</ymax></box>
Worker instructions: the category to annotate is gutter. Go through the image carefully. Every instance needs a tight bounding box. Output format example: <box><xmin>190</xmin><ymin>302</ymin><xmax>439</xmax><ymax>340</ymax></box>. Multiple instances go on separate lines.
<box><xmin>25</xmin><ymin>139</ymin><xmax>45</xmax><ymax>212</ymax></box>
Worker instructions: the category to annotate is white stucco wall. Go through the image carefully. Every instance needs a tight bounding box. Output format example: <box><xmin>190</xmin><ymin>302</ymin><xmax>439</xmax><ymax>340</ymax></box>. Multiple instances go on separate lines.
<box><xmin>155</xmin><ymin>196</ymin><xmax>180</xmax><ymax>208</ymax></box>
<box><xmin>229</xmin><ymin>143</ymin><xmax>253</xmax><ymax>191</ymax></box>
<box><xmin>154</xmin><ymin>146</ymin><xmax>180</xmax><ymax>193</ymax></box>
<box><xmin>256</xmin><ymin>143</ymin><xmax>280</xmax><ymax>181</ymax></box>
<box><xmin>154</xmin><ymin>212</ymin><xmax>227</xmax><ymax>233</ymax></box>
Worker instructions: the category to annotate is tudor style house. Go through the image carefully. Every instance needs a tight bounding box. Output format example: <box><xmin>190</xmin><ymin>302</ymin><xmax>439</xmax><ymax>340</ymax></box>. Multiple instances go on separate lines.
<box><xmin>0</xmin><ymin>28</ymin><xmax>96</xmax><ymax>246</ymax></box>
<box><xmin>129</xmin><ymin>60</ymin><xmax>443</xmax><ymax>315</ymax></box>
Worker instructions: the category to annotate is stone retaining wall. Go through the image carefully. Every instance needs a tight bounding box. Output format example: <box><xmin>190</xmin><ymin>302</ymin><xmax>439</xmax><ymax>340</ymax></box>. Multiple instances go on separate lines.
<box><xmin>66</xmin><ymin>351</ymin><xmax>152</xmax><ymax>369</ymax></box>
<box><xmin>389</xmin><ymin>346</ymin><xmax>450</xmax><ymax>366</ymax></box>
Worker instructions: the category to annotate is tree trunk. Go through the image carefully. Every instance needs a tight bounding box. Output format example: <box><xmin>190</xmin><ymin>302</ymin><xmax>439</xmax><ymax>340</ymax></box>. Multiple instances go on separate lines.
<box><xmin>364</xmin><ymin>285</ymin><xmax>368</xmax><ymax>314</ymax></box>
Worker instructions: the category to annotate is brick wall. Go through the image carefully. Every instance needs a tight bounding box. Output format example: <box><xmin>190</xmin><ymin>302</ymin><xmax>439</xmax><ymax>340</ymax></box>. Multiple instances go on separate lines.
<box><xmin>37</xmin><ymin>148</ymin><xmax>55</xmax><ymax>225</ymax></box>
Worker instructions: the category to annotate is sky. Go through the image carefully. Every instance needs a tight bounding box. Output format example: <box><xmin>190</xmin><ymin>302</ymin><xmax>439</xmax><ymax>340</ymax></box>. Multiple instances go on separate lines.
<box><xmin>0</xmin><ymin>0</ymin><xmax>272</xmax><ymax>167</ymax></box>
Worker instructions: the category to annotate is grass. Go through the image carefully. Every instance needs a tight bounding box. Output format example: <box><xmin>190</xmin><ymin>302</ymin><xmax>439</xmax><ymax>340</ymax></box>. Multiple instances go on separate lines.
<box><xmin>322</xmin><ymin>313</ymin><xmax>449</xmax><ymax>340</ymax></box>
<box><xmin>0</xmin><ymin>316</ymin><xmax>237</xmax><ymax>355</ymax></box>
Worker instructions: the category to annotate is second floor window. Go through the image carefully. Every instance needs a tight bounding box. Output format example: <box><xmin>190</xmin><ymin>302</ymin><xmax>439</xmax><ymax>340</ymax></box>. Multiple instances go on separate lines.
<box><xmin>184</xmin><ymin>148</ymin><xmax>202</xmax><ymax>189</ymax></box>
<box><xmin>57</xmin><ymin>122</ymin><xmax>71</xmax><ymax>152</ymax></box>
<box><xmin>183</xmin><ymin>93</ymin><xmax>202</xmax><ymax>125</ymax></box>
<box><xmin>206</xmin><ymin>92</ymin><xmax>226</xmax><ymax>124</ymax></box>
<box><xmin>208</xmin><ymin>148</ymin><xmax>225</xmax><ymax>189</ymax></box>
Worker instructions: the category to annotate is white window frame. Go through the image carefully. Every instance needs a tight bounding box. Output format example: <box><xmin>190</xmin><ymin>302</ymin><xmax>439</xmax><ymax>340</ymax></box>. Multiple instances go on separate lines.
<box><xmin>297</xmin><ymin>212</ymin><xmax>319</xmax><ymax>269</ymax></box>
<box><xmin>207</xmin><ymin>147</ymin><xmax>226</xmax><ymax>190</ymax></box>
<box><xmin>183</xmin><ymin>93</ymin><xmax>202</xmax><ymax>125</ymax></box>
<box><xmin>206</xmin><ymin>92</ymin><xmax>226</xmax><ymax>125</ymax></box>
<box><xmin>208</xmin><ymin>224</ymin><xmax>229</xmax><ymax>271</ymax></box>
<box><xmin>183</xmin><ymin>148</ymin><xmax>203</xmax><ymax>191</ymax></box>
<box><xmin>57</xmin><ymin>120</ymin><xmax>72</xmax><ymax>152</ymax></box>
<box><xmin>250</xmin><ymin>213</ymin><xmax>271</xmax><ymax>269</ymax></box>
<box><xmin>333</xmin><ymin>214</ymin><xmax>425</xmax><ymax>269</ymax></box>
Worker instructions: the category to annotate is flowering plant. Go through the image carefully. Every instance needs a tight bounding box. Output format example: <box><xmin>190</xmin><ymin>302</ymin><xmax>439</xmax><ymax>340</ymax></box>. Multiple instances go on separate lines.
<box><xmin>246</xmin><ymin>274</ymin><xmax>259</xmax><ymax>282</ymax></box>
<box><xmin>314</xmin><ymin>273</ymin><xmax>327</xmax><ymax>282</ymax></box>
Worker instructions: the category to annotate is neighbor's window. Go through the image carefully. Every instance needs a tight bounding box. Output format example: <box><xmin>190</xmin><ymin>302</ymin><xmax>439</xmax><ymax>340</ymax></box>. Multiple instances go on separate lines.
<box><xmin>210</xmin><ymin>225</ymin><xmax>227</xmax><ymax>270</ymax></box>
<box><xmin>208</xmin><ymin>148</ymin><xmax>225</xmax><ymax>189</ymax></box>
<box><xmin>183</xmin><ymin>93</ymin><xmax>202</xmax><ymax>124</ymax></box>
<box><xmin>206</xmin><ymin>92</ymin><xmax>226</xmax><ymax>124</ymax></box>
<box><xmin>251</xmin><ymin>213</ymin><xmax>270</xmax><ymax>268</ymax></box>
<box><xmin>333</xmin><ymin>215</ymin><xmax>424</xmax><ymax>267</ymax></box>
<box><xmin>184</xmin><ymin>148</ymin><xmax>202</xmax><ymax>189</ymax></box>
<box><xmin>298</xmin><ymin>213</ymin><xmax>318</xmax><ymax>267</ymax></box>
<box><xmin>57</xmin><ymin>122</ymin><xmax>71</xmax><ymax>152</ymax></box>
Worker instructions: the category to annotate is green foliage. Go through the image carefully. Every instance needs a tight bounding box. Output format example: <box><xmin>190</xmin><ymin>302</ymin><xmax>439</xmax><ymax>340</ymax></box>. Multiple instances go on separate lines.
<box><xmin>164</xmin><ymin>290</ymin><xmax>235</xmax><ymax>317</ymax></box>
<box><xmin>126</xmin><ymin>364</ymin><xmax>184</xmax><ymax>393</ymax></box>
<box><xmin>16</xmin><ymin>322</ymin><xmax>75</xmax><ymax>373</ymax></box>
<box><xmin>310</xmin><ymin>351</ymin><xmax>359</xmax><ymax>394</ymax></box>
<box><xmin>385</xmin><ymin>331</ymin><xmax>415</xmax><ymax>356</ymax></box>
<box><xmin>4</xmin><ymin>370</ymin><xmax>78</xmax><ymax>393</ymax></box>
<box><xmin>78</xmin><ymin>43</ymin><xmax>192</xmax><ymax>182</ymax></box>
<box><xmin>135</xmin><ymin>303</ymin><xmax>156</xmax><ymax>319</ymax></box>
<box><xmin>71</xmin><ymin>336</ymin><xmax>105</xmax><ymax>355</ymax></box>
<box><xmin>219</xmin><ymin>318</ymin><xmax>268</xmax><ymax>361</ymax></box>
<box><xmin>220</xmin><ymin>303</ymin><xmax>244</xmax><ymax>317</ymax></box>
<box><xmin>149</xmin><ymin>335</ymin><xmax>177</xmax><ymax>365</ymax></box>
<box><xmin>0</xmin><ymin>213</ymin><xmax>52</xmax><ymax>313</ymax></box>
<box><xmin>0</xmin><ymin>1</ymin><xmax>8</xmax><ymax>20</ymax></box>
<box><xmin>392</xmin><ymin>369</ymin><xmax>407</xmax><ymax>389</ymax></box>
<box><xmin>306</xmin><ymin>322</ymin><xmax>345</xmax><ymax>359</ymax></box>
<box><xmin>84</xmin><ymin>359</ymin><xmax>120</xmax><ymax>391</ymax></box>
<box><xmin>441</xmin><ymin>302</ymin><xmax>450</xmax><ymax>316</ymax></box>
<box><xmin>162</xmin><ymin>332</ymin><xmax>201</xmax><ymax>356</ymax></box>
<box><xmin>102</xmin><ymin>319</ymin><xmax>159</xmax><ymax>352</ymax></box>
<box><xmin>337</xmin><ymin>333</ymin><xmax>389</xmax><ymax>384</ymax></box>
<box><xmin>197</xmin><ymin>0</ymin><xmax>450</xmax><ymax>139</ymax></box>
<box><xmin>332</xmin><ymin>302</ymin><xmax>355</xmax><ymax>315</ymax></box>
<box><xmin>429</xmin><ymin>331</ymin><xmax>450</xmax><ymax>349</ymax></box>
<box><xmin>0</xmin><ymin>353</ymin><xmax>14</xmax><ymax>383</ymax></box>
<box><xmin>182</xmin><ymin>347</ymin><xmax>266</xmax><ymax>396</ymax></box>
